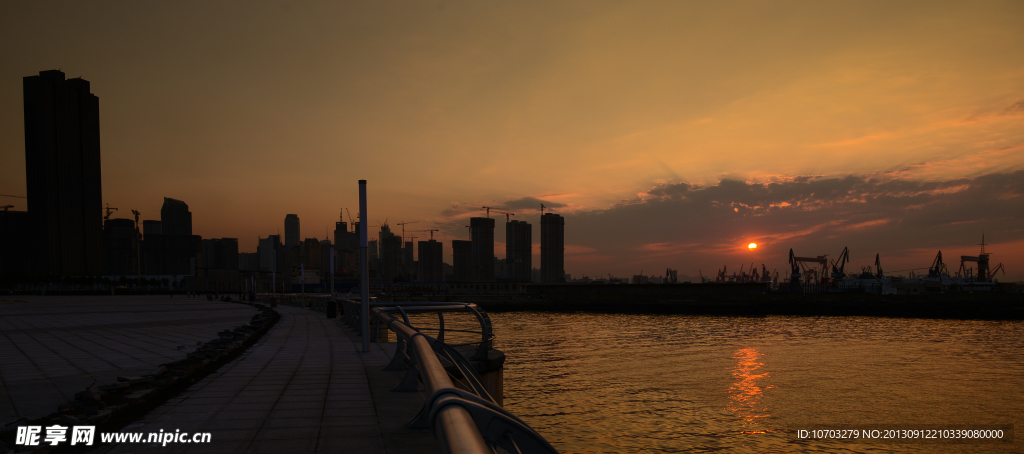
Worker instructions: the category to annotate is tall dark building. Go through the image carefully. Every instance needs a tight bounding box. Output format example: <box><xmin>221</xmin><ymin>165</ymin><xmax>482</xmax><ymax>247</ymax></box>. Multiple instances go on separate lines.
<box><xmin>0</xmin><ymin>210</ymin><xmax>32</xmax><ymax>276</ymax></box>
<box><xmin>470</xmin><ymin>217</ymin><xmax>494</xmax><ymax>281</ymax></box>
<box><xmin>24</xmin><ymin>70</ymin><xmax>103</xmax><ymax>276</ymax></box>
<box><xmin>103</xmin><ymin>218</ymin><xmax>138</xmax><ymax>275</ymax></box>
<box><xmin>540</xmin><ymin>213</ymin><xmax>564</xmax><ymax>283</ymax></box>
<box><xmin>379</xmin><ymin>224</ymin><xmax>402</xmax><ymax>282</ymax></box>
<box><xmin>417</xmin><ymin>240</ymin><xmax>443</xmax><ymax>282</ymax></box>
<box><xmin>142</xmin><ymin>220</ymin><xmax>162</xmax><ymax>237</ymax></box>
<box><xmin>201</xmin><ymin>238</ymin><xmax>239</xmax><ymax>271</ymax></box>
<box><xmin>506</xmin><ymin>220</ymin><xmax>532</xmax><ymax>282</ymax></box>
<box><xmin>161</xmin><ymin>198</ymin><xmax>192</xmax><ymax>235</ymax></box>
<box><xmin>284</xmin><ymin>214</ymin><xmax>300</xmax><ymax>248</ymax></box>
<box><xmin>334</xmin><ymin>218</ymin><xmax>358</xmax><ymax>275</ymax></box>
<box><xmin>451</xmin><ymin>240</ymin><xmax>472</xmax><ymax>282</ymax></box>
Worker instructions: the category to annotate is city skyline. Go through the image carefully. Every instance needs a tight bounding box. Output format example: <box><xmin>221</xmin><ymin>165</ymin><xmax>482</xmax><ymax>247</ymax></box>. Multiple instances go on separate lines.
<box><xmin>2</xmin><ymin>1</ymin><xmax>1023</xmax><ymax>280</ymax></box>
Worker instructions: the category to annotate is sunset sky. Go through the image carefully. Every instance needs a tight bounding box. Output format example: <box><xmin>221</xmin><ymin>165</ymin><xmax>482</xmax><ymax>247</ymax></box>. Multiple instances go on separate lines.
<box><xmin>2</xmin><ymin>1</ymin><xmax>1023</xmax><ymax>280</ymax></box>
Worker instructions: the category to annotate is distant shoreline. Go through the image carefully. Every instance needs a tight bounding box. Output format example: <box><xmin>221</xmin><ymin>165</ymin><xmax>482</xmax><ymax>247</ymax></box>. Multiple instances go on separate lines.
<box><xmin>471</xmin><ymin>293</ymin><xmax>1024</xmax><ymax>320</ymax></box>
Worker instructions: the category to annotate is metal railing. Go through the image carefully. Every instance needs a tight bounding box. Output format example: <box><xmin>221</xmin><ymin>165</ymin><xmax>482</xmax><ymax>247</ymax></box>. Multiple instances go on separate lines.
<box><xmin>339</xmin><ymin>299</ymin><xmax>559</xmax><ymax>454</ymax></box>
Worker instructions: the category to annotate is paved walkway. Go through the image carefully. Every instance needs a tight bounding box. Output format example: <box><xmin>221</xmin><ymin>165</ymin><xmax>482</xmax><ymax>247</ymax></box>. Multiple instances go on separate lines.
<box><xmin>94</xmin><ymin>305</ymin><xmax>438</xmax><ymax>454</ymax></box>
<box><xmin>0</xmin><ymin>296</ymin><xmax>258</xmax><ymax>423</ymax></box>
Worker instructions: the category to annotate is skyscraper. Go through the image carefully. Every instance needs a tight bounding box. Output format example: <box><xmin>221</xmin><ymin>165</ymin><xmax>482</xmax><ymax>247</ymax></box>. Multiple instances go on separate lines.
<box><xmin>284</xmin><ymin>214</ymin><xmax>300</xmax><ymax>248</ymax></box>
<box><xmin>161</xmin><ymin>198</ymin><xmax>192</xmax><ymax>235</ymax></box>
<box><xmin>506</xmin><ymin>220</ymin><xmax>532</xmax><ymax>282</ymax></box>
<box><xmin>417</xmin><ymin>240</ymin><xmax>443</xmax><ymax>282</ymax></box>
<box><xmin>379</xmin><ymin>223</ymin><xmax>402</xmax><ymax>282</ymax></box>
<box><xmin>451</xmin><ymin>240</ymin><xmax>472</xmax><ymax>282</ymax></box>
<box><xmin>541</xmin><ymin>213</ymin><xmax>564</xmax><ymax>283</ymax></box>
<box><xmin>470</xmin><ymin>217</ymin><xmax>494</xmax><ymax>281</ymax></box>
<box><xmin>24</xmin><ymin>70</ymin><xmax>103</xmax><ymax>276</ymax></box>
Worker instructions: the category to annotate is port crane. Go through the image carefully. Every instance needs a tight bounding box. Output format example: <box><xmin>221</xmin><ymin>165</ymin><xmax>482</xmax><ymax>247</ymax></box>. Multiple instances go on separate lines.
<box><xmin>927</xmin><ymin>251</ymin><xmax>948</xmax><ymax>278</ymax></box>
<box><xmin>790</xmin><ymin>249</ymin><xmax>828</xmax><ymax>284</ymax></box>
<box><xmin>829</xmin><ymin>247</ymin><xmax>850</xmax><ymax>281</ymax></box>
<box><xmin>959</xmin><ymin>235</ymin><xmax>991</xmax><ymax>281</ymax></box>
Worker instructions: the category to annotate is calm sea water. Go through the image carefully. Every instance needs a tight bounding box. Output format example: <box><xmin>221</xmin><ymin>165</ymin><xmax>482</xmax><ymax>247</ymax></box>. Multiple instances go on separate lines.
<box><xmin>488</xmin><ymin>313</ymin><xmax>1023</xmax><ymax>453</ymax></box>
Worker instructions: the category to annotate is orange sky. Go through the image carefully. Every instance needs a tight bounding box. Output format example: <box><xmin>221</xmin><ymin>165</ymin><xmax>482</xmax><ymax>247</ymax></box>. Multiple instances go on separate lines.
<box><xmin>2</xmin><ymin>1</ymin><xmax>1023</xmax><ymax>279</ymax></box>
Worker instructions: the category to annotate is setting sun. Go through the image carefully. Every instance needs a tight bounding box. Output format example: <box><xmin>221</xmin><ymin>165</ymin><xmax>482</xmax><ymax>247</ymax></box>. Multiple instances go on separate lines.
<box><xmin>748</xmin><ymin>243</ymin><xmax>757</xmax><ymax>249</ymax></box>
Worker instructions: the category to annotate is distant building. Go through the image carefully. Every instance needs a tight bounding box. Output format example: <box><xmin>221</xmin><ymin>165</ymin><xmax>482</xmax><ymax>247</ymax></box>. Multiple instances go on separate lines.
<box><xmin>333</xmin><ymin>218</ymin><xmax>358</xmax><ymax>275</ymax></box>
<box><xmin>418</xmin><ymin>240</ymin><xmax>443</xmax><ymax>282</ymax></box>
<box><xmin>506</xmin><ymin>220</ymin><xmax>532</xmax><ymax>282</ymax></box>
<box><xmin>142</xmin><ymin>220</ymin><xmax>162</xmax><ymax>238</ymax></box>
<box><xmin>451</xmin><ymin>240</ymin><xmax>472</xmax><ymax>282</ymax></box>
<box><xmin>379</xmin><ymin>224</ymin><xmax>402</xmax><ymax>282</ymax></box>
<box><xmin>258</xmin><ymin>235</ymin><xmax>280</xmax><ymax>272</ymax></box>
<box><xmin>470</xmin><ymin>217</ymin><xmax>495</xmax><ymax>281</ymax></box>
<box><xmin>302</xmin><ymin>238</ymin><xmax>322</xmax><ymax>270</ymax></box>
<box><xmin>540</xmin><ymin>213</ymin><xmax>564</xmax><ymax>283</ymax></box>
<box><xmin>161</xmin><ymin>198</ymin><xmax>192</xmax><ymax>235</ymax></box>
<box><xmin>201</xmin><ymin>238</ymin><xmax>239</xmax><ymax>271</ymax></box>
<box><xmin>103</xmin><ymin>218</ymin><xmax>138</xmax><ymax>275</ymax></box>
<box><xmin>24</xmin><ymin>70</ymin><xmax>103</xmax><ymax>276</ymax></box>
<box><xmin>239</xmin><ymin>252</ymin><xmax>258</xmax><ymax>271</ymax></box>
<box><xmin>142</xmin><ymin>197</ymin><xmax>199</xmax><ymax>275</ymax></box>
<box><xmin>404</xmin><ymin>241</ymin><xmax>415</xmax><ymax>280</ymax></box>
<box><xmin>284</xmin><ymin>214</ymin><xmax>300</xmax><ymax>248</ymax></box>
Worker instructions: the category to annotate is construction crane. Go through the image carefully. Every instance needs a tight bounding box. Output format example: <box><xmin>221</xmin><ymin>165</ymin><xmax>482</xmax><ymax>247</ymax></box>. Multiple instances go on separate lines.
<box><xmin>481</xmin><ymin>206</ymin><xmax>515</xmax><ymax>222</ymax></box>
<box><xmin>396</xmin><ymin>221</ymin><xmax>419</xmax><ymax>240</ymax></box>
<box><xmin>874</xmin><ymin>253</ymin><xmax>884</xmax><ymax>279</ymax></box>
<box><xmin>410</xmin><ymin>229</ymin><xmax>441</xmax><ymax>240</ymax></box>
<box><xmin>540</xmin><ymin>203</ymin><xmax>546</xmax><ymax>216</ymax></box>
<box><xmin>104</xmin><ymin>203</ymin><xmax>118</xmax><ymax>221</ymax></box>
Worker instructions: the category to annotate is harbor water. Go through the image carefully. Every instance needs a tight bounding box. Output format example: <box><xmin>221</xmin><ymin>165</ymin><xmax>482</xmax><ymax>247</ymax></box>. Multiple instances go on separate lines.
<box><xmin>489</xmin><ymin>312</ymin><xmax>1023</xmax><ymax>453</ymax></box>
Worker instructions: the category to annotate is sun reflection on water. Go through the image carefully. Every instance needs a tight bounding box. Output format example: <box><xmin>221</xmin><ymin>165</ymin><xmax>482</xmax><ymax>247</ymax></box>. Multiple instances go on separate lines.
<box><xmin>727</xmin><ymin>347</ymin><xmax>773</xmax><ymax>434</ymax></box>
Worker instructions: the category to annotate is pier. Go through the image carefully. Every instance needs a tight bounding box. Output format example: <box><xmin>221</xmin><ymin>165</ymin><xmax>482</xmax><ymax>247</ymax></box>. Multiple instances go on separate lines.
<box><xmin>0</xmin><ymin>295</ymin><xmax>555</xmax><ymax>453</ymax></box>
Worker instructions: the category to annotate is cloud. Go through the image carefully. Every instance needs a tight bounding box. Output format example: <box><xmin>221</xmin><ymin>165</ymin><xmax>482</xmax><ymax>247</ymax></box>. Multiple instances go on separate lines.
<box><xmin>561</xmin><ymin>170</ymin><xmax>1024</xmax><ymax>279</ymax></box>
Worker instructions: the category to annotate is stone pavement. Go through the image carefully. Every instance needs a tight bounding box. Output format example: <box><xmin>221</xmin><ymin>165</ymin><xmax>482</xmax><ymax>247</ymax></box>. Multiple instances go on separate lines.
<box><xmin>92</xmin><ymin>304</ymin><xmax>439</xmax><ymax>454</ymax></box>
<box><xmin>0</xmin><ymin>296</ymin><xmax>259</xmax><ymax>424</ymax></box>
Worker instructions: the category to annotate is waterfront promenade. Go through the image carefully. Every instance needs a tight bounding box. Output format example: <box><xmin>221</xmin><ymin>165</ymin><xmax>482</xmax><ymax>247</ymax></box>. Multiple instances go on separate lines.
<box><xmin>0</xmin><ymin>296</ymin><xmax>258</xmax><ymax>423</ymax></box>
<box><xmin>1</xmin><ymin>296</ymin><xmax>438</xmax><ymax>453</ymax></box>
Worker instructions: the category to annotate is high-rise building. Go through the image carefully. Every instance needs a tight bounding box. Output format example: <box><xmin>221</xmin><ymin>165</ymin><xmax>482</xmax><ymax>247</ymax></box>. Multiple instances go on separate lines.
<box><xmin>470</xmin><ymin>217</ymin><xmax>494</xmax><ymax>281</ymax></box>
<box><xmin>142</xmin><ymin>220</ymin><xmax>162</xmax><ymax>238</ymax></box>
<box><xmin>302</xmin><ymin>238</ymin><xmax>322</xmax><ymax>270</ymax></box>
<box><xmin>417</xmin><ymin>240</ymin><xmax>443</xmax><ymax>282</ymax></box>
<box><xmin>540</xmin><ymin>213</ymin><xmax>564</xmax><ymax>283</ymax></box>
<box><xmin>24</xmin><ymin>70</ymin><xmax>103</xmax><ymax>276</ymax></box>
<box><xmin>403</xmin><ymin>241</ymin><xmax>415</xmax><ymax>280</ymax></box>
<box><xmin>284</xmin><ymin>214</ymin><xmax>300</xmax><ymax>248</ymax></box>
<box><xmin>379</xmin><ymin>224</ymin><xmax>402</xmax><ymax>282</ymax></box>
<box><xmin>451</xmin><ymin>240</ymin><xmax>472</xmax><ymax>282</ymax></box>
<box><xmin>103</xmin><ymin>218</ymin><xmax>138</xmax><ymax>275</ymax></box>
<box><xmin>201</xmin><ymin>238</ymin><xmax>239</xmax><ymax>271</ymax></box>
<box><xmin>333</xmin><ymin>218</ymin><xmax>358</xmax><ymax>275</ymax></box>
<box><xmin>506</xmin><ymin>220</ymin><xmax>532</xmax><ymax>282</ymax></box>
<box><xmin>258</xmin><ymin>235</ymin><xmax>280</xmax><ymax>272</ymax></box>
<box><xmin>160</xmin><ymin>198</ymin><xmax>192</xmax><ymax>235</ymax></box>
